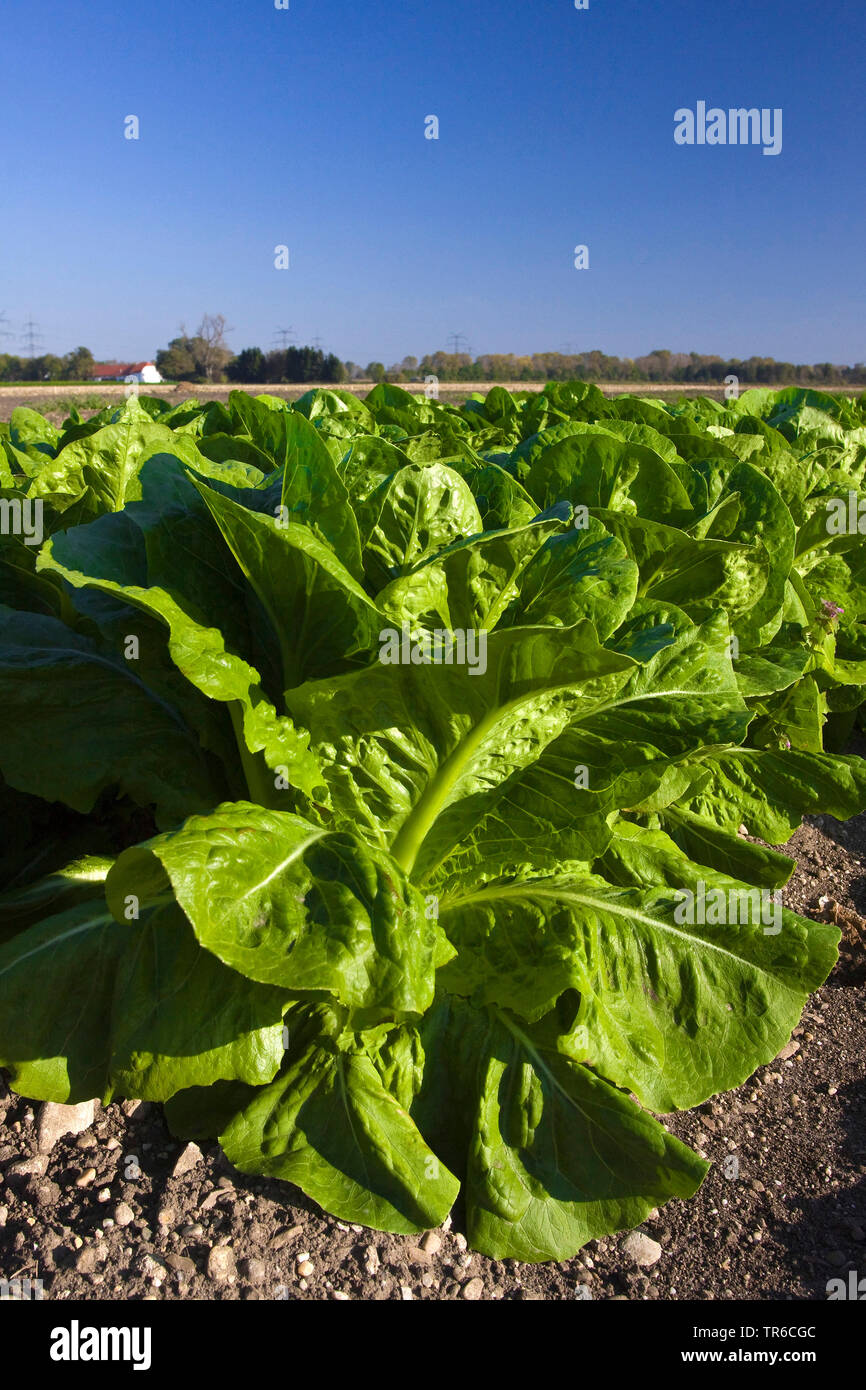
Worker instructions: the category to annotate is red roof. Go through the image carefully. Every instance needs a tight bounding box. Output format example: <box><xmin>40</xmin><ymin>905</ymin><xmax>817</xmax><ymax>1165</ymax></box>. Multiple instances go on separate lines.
<box><xmin>92</xmin><ymin>361</ymin><xmax>154</xmax><ymax>377</ymax></box>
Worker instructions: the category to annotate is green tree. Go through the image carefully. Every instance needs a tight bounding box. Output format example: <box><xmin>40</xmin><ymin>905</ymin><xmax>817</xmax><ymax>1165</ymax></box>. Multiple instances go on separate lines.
<box><xmin>30</xmin><ymin>354</ymin><xmax>64</xmax><ymax>381</ymax></box>
<box><xmin>156</xmin><ymin>336</ymin><xmax>199</xmax><ymax>381</ymax></box>
<box><xmin>0</xmin><ymin>354</ymin><xmax>25</xmax><ymax>381</ymax></box>
<box><xmin>321</xmin><ymin>353</ymin><xmax>346</xmax><ymax>384</ymax></box>
<box><xmin>227</xmin><ymin>347</ymin><xmax>266</xmax><ymax>383</ymax></box>
<box><xmin>63</xmin><ymin>346</ymin><xmax>95</xmax><ymax>380</ymax></box>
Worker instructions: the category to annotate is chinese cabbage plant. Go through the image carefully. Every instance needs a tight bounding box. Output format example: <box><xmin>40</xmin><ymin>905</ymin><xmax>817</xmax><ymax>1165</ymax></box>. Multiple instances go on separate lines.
<box><xmin>1</xmin><ymin>383</ymin><xmax>865</xmax><ymax>1260</ymax></box>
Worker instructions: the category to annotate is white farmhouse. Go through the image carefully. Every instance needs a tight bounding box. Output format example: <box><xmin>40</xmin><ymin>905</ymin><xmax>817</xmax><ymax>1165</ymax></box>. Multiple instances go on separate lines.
<box><xmin>92</xmin><ymin>361</ymin><xmax>163</xmax><ymax>384</ymax></box>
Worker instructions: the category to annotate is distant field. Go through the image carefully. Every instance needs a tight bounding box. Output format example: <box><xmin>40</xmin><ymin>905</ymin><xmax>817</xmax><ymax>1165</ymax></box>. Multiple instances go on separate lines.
<box><xmin>2</xmin><ymin>380</ymin><xmax>864</xmax><ymax>423</ymax></box>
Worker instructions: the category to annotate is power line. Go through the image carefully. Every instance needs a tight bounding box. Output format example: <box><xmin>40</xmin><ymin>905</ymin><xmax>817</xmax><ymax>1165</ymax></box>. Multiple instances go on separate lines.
<box><xmin>0</xmin><ymin>309</ymin><xmax>13</xmax><ymax>341</ymax></box>
<box><xmin>273</xmin><ymin>327</ymin><xmax>296</xmax><ymax>349</ymax></box>
<box><xmin>447</xmin><ymin>331</ymin><xmax>470</xmax><ymax>357</ymax></box>
<box><xmin>310</xmin><ymin>336</ymin><xmax>325</xmax><ymax>352</ymax></box>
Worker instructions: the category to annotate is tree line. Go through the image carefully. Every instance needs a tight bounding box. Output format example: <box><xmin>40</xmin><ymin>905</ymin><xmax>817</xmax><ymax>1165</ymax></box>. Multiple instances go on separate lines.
<box><xmin>410</xmin><ymin>349</ymin><xmax>866</xmax><ymax>387</ymax></box>
<box><xmin>2</xmin><ymin>331</ymin><xmax>864</xmax><ymax>387</ymax></box>
<box><xmin>0</xmin><ymin>346</ymin><xmax>95</xmax><ymax>382</ymax></box>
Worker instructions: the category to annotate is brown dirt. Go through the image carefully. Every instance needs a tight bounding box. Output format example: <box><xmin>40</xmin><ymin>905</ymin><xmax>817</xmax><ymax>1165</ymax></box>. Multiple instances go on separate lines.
<box><xmin>1</xmin><ymin>812</ymin><xmax>864</xmax><ymax>1303</ymax></box>
<box><xmin>0</xmin><ymin>382</ymin><xmax>833</xmax><ymax>423</ymax></box>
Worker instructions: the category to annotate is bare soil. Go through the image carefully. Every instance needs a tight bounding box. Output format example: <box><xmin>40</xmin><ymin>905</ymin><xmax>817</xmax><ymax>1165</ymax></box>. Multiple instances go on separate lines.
<box><xmin>1</xmin><ymin>811</ymin><xmax>864</xmax><ymax>1303</ymax></box>
<box><xmin>0</xmin><ymin>381</ymin><xmax>811</xmax><ymax>423</ymax></box>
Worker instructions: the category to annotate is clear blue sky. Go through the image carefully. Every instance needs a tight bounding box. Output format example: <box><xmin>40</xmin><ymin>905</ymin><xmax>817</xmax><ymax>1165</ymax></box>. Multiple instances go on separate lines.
<box><xmin>1</xmin><ymin>0</ymin><xmax>863</xmax><ymax>366</ymax></box>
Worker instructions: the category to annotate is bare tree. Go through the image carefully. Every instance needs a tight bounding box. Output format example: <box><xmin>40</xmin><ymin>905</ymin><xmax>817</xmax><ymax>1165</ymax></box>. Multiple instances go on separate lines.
<box><xmin>196</xmin><ymin>313</ymin><xmax>233</xmax><ymax>382</ymax></box>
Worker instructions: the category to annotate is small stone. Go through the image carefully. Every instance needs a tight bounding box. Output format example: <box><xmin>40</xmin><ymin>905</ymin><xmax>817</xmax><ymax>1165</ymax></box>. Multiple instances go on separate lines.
<box><xmin>363</xmin><ymin>1245</ymin><xmax>380</xmax><ymax>1273</ymax></box>
<box><xmin>141</xmin><ymin>1254</ymin><xmax>167</xmax><ymax>1278</ymax></box>
<box><xmin>297</xmin><ymin>1259</ymin><xmax>314</xmax><ymax>1278</ymax></box>
<box><xmin>166</xmin><ymin>1253</ymin><xmax>196</xmax><ymax>1278</ymax></box>
<box><xmin>172</xmin><ymin>1142</ymin><xmax>203</xmax><ymax>1178</ymax></box>
<box><xmin>6</xmin><ymin>1154</ymin><xmax>49</xmax><ymax>1178</ymax></box>
<box><xmin>31</xmin><ymin>1179</ymin><xmax>61</xmax><ymax>1207</ymax></box>
<box><xmin>75</xmin><ymin>1245</ymin><xmax>101</xmax><ymax>1274</ymax></box>
<box><xmin>453</xmin><ymin>1232</ymin><xmax>468</xmax><ymax>1252</ymax></box>
<box><xmin>241</xmin><ymin>1257</ymin><xmax>267</xmax><ymax>1286</ymax></box>
<box><xmin>106</xmin><ymin>1137</ymin><xmax>121</xmax><ymax>1151</ymax></box>
<box><xmin>74</xmin><ymin>1167</ymin><xmax>97</xmax><ymax>1187</ymax></box>
<box><xmin>37</xmin><ymin>1100</ymin><xmax>96</xmax><ymax>1154</ymax></box>
<box><xmin>269</xmin><ymin>1225</ymin><xmax>303</xmax><ymax>1251</ymax></box>
<box><xmin>421</xmin><ymin>1271</ymin><xmax>435</xmax><ymax>1288</ymax></box>
<box><xmin>207</xmin><ymin>1245</ymin><xmax>237</xmax><ymax>1283</ymax></box>
<box><xmin>776</xmin><ymin>1040</ymin><xmax>800</xmax><ymax>1061</ymax></box>
<box><xmin>121</xmin><ymin>1100</ymin><xmax>143</xmax><ymax>1118</ymax></box>
<box><xmin>462</xmin><ymin>1276</ymin><xmax>485</xmax><ymax>1300</ymax></box>
<box><xmin>96</xmin><ymin>1188</ymin><xmax>111</xmax><ymax>1203</ymax></box>
<box><xmin>828</xmin><ymin>1086</ymin><xmax>838</xmax><ymax>1096</ymax></box>
<box><xmin>622</xmin><ymin>1232</ymin><xmax>663</xmax><ymax>1268</ymax></box>
<box><xmin>0</xmin><ymin>1205</ymin><xmax>7</xmax><ymax>1227</ymax></box>
<box><xmin>750</xmin><ymin>1180</ymin><xmax>766</xmax><ymax>1193</ymax></box>
<box><xmin>114</xmin><ymin>1202</ymin><xmax>135</xmax><ymax>1227</ymax></box>
<box><xmin>181</xmin><ymin>1222</ymin><xmax>204</xmax><ymax>1239</ymax></box>
<box><xmin>157</xmin><ymin>1206</ymin><xmax>175</xmax><ymax>1227</ymax></box>
<box><xmin>407</xmin><ymin>1246</ymin><xmax>433</xmax><ymax>1266</ymax></box>
<box><xmin>400</xmin><ymin>1286</ymin><xmax>413</xmax><ymax>1300</ymax></box>
<box><xmin>419</xmin><ymin>1231</ymin><xmax>442</xmax><ymax>1255</ymax></box>
<box><xmin>75</xmin><ymin>1133</ymin><xmax>97</xmax><ymax>1150</ymax></box>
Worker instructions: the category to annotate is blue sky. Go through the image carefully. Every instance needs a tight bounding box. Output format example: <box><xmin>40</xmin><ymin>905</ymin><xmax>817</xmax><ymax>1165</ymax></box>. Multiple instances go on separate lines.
<box><xmin>1</xmin><ymin>0</ymin><xmax>863</xmax><ymax>365</ymax></box>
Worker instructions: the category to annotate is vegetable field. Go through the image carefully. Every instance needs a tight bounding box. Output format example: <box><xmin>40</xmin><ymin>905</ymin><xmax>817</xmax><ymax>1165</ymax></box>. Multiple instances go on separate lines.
<box><xmin>2</xmin><ymin>380</ymin><xmax>866</xmax><ymax>1263</ymax></box>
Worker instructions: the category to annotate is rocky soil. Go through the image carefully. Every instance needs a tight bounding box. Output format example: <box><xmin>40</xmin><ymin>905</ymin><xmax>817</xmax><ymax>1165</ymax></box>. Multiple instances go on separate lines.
<box><xmin>1</xmin><ymin>809</ymin><xmax>864</xmax><ymax>1303</ymax></box>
